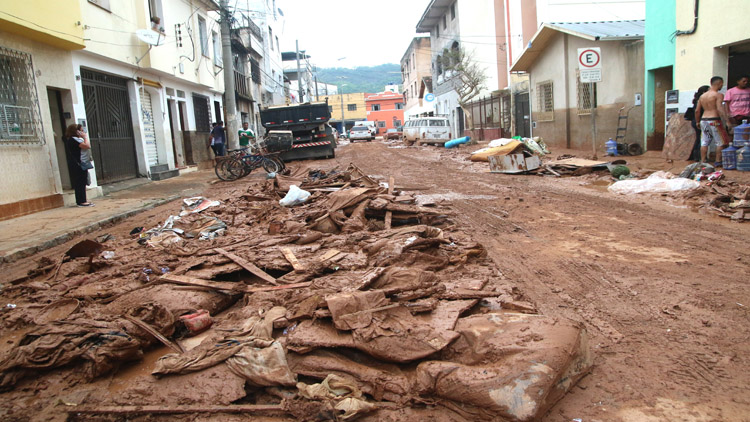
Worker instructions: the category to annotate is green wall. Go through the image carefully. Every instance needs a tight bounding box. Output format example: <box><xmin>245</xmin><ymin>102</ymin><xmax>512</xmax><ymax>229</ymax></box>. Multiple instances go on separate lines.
<box><xmin>644</xmin><ymin>0</ymin><xmax>676</xmax><ymax>147</ymax></box>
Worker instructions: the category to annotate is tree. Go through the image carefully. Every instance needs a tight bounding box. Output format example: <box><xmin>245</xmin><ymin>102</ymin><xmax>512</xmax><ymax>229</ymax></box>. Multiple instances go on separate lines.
<box><xmin>443</xmin><ymin>46</ymin><xmax>487</xmax><ymax>131</ymax></box>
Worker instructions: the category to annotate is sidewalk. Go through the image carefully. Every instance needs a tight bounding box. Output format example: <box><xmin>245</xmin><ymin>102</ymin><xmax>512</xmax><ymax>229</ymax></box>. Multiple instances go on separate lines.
<box><xmin>0</xmin><ymin>169</ymin><xmax>216</xmax><ymax>263</ymax></box>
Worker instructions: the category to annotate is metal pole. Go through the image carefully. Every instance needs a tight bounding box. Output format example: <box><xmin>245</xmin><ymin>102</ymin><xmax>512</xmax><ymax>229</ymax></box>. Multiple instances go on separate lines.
<box><xmin>295</xmin><ymin>40</ymin><xmax>303</xmax><ymax>102</ymax></box>
<box><xmin>314</xmin><ymin>76</ymin><xmax>319</xmax><ymax>101</ymax></box>
<box><xmin>220</xmin><ymin>0</ymin><xmax>239</xmax><ymax>149</ymax></box>
<box><xmin>590</xmin><ymin>82</ymin><xmax>597</xmax><ymax>159</ymax></box>
<box><xmin>340</xmin><ymin>84</ymin><xmax>345</xmax><ymax>134</ymax></box>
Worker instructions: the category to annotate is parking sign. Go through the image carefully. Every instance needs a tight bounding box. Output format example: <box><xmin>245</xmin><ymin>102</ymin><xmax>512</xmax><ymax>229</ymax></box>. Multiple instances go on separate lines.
<box><xmin>578</xmin><ymin>47</ymin><xmax>602</xmax><ymax>83</ymax></box>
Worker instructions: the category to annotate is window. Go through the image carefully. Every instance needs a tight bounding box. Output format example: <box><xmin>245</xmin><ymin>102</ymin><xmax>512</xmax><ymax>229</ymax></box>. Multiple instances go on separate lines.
<box><xmin>394</xmin><ymin>120</ymin><xmax>402</xmax><ymax>127</ymax></box>
<box><xmin>347</xmin><ymin>104</ymin><xmax>357</xmax><ymax>111</ymax></box>
<box><xmin>430</xmin><ymin>119</ymin><xmax>445</xmax><ymax>126</ymax></box>
<box><xmin>269</xmin><ymin>27</ymin><xmax>274</xmax><ymax>50</ymax></box>
<box><xmin>436</xmin><ymin>24</ymin><xmax>440</xmax><ymax>39</ymax></box>
<box><xmin>436</xmin><ymin>55</ymin><xmax>443</xmax><ymax>76</ymax></box>
<box><xmin>451</xmin><ymin>3</ymin><xmax>456</xmax><ymax>20</ymax></box>
<box><xmin>275</xmin><ymin>36</ymin><xmax>279</xmax><ymax>53</ymax></box>
<box><xmin>576</xmin><ymin>72</ymin><xmax>597</xmax><ymax>115</ymax></box>
<box><xmin>536</xmin><ymin>81</ymin><xmax>554</xmax><ymax>121</ymax></box>
<box><xmin>0</xmin><ymin>47</ymin><xmax>43</xmax><ymax>144</ymax></box>
<box><xmin>395</xmin><ymin>102</ymin><xmax>404</xmax><ymax>110</ymax></box>
<box><xmin>87</xmin><ymin>0</ymin><xmax>111</xmax><ymax>12</ymax></box>
<box><xmin>377</xmin><ymin>121</ymin><xmax>386</xmax><ymax>128</ymax></box>
<box><xmin>371</xmin><ymin>104</ymin><xmax>380</xmax><ymax>111</ymax></box>
<box><xmin>442</xmin><ymin>15</ymin><xmax>447</xmax><ymax>30</ymax></box>
<box><xmin>250</xmin><ymin>58</ymin><xmax>261</xmax><ymax>83</ymax></box>
<box><xmin>198</xmin><ymin>17</ymin><xmax>208</xmax><ymax>56</ymax></box>
<box><xmin>213</xmin><ymin>32</ymin><xmax>222</xmax><ymax>66</ymax></box>
<box><xmin>149</xmin><ymin>0</ymin><xmax>164</xmax><ymax>31</ymax></box>
<box><xmin>192</xmin><ymin>94</ymin><xmax>211</xmax><ymax>132</ymax></box>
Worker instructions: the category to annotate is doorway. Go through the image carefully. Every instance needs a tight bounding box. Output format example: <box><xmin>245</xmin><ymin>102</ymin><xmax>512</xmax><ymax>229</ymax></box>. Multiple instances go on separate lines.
<box><xmin>650</xmin><ymin>66</ymin><xmax>672</xmax><ymax>151</ymax></box>
<box><xmin>47</xmin><ymin>88</ymin><xmax>71</xmax><ymax>189</ymax></box>
<box><xmin>514</xmin><ymin>92</ymin><xmax>530</xmax><ymax>138</ymax></box>
<box><xmin>214</xmin><ymin>100</ymin><xmax>222</xmax><ymax>124</ymax></box>
<box><xmin>178</xmin><ymin>101</ymin><xmax>193</xmax><ymax>165</ymax></box>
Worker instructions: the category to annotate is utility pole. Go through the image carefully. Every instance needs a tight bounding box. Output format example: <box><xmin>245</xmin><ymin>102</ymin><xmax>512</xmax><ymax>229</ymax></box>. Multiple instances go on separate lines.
<box><xmin>295</xmin><ymin>40</ymin><xmax>303</xmax><ymax>102</ymax></box>
<box><xmin>220</xmin><ymin>0</ymin><xmax>239</xmax><ymax>149</ymax></box>
<box><xmin>314</xmin><ymin>76</ymin><xmax>319</xmax><ymax>101</ymax></box>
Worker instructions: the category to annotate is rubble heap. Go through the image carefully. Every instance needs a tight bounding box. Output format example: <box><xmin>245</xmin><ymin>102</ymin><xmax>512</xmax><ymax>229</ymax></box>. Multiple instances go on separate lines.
<box><xmin>0</xmin><ymin>164</ymin><xmax>591</xmax><ymax>421</ymax></box>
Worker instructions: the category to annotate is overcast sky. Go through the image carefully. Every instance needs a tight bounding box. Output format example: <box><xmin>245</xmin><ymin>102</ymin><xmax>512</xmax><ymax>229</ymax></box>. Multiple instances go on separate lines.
<box><xmin>279</xmin><ymin>0</ymin><xmax>431</xmax><ymax>69</ymax></box>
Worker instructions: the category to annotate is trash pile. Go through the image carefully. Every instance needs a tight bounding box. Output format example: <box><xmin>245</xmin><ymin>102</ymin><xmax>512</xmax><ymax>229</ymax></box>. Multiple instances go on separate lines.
<box><xmin>0</xmin><ymin>164</ymin><xmax>591</xmax><ymax>421</ymax></box>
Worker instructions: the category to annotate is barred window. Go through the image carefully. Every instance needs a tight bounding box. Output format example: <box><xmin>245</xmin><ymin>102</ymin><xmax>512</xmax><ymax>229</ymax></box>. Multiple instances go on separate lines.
<box><xmin>0</xmin><ymin>47</ymin><xmax>44</xmax><ymax>144</ymax></box>
<box><xmin>347</xmin><ymin>104</ymin><xmax>357</xmax><ymax>111</ymax></box>
<box><xmin>250</xmin><ymin>58</ymin><xmax>261</xmax><ymax>84</ymax></box>
<box><xmin>576</xmin><ymin>71</ymin><xmax>597</xmax><ymax>115</ymax></box>
<box><xmin>535</xmin><ymin>81</ymin><xmax>554</xmax><ymax>122</ymax></box>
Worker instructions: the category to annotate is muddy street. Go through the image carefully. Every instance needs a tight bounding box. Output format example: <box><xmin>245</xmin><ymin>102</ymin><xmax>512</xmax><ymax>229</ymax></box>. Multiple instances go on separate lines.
<box><xmin>1</xmin><ymin>141</ymin><xmax>749</xmax><ymax>422</ymax></box>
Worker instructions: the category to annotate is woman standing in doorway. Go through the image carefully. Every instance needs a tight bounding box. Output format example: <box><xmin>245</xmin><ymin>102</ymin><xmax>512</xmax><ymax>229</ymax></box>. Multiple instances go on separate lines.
<box><xmin>64</xmin><ymin>124</ymin><xmax>94</xmax><ymax>207</ymax></box>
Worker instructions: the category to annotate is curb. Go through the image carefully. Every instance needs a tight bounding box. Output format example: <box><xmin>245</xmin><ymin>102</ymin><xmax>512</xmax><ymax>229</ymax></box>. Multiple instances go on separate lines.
<box><xmin>0</xmin><ymin>194</ymin><xmax>181</xmax><ymax>264</ymax></box>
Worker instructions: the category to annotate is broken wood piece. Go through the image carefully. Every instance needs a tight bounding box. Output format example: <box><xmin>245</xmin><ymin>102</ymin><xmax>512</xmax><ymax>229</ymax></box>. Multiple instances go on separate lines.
<box><xmin>66</xmin><ymin>404</ymin><xmax>285</xmax><ymax>415</ymax></box>
<box><xmin>384</xmin><ymin>211</ymin><xmax>393</xmax><ymax>230</ymax></box>
<box><xmin>123</xmin><ymin>314</ymin><xmax>184</xmax><ymax>354</ymax></box>
<box><xmin>354</xmin><ymin>267</ymin><xmax>387</xmax><ymax>290</ymax></box>
<box><xmin>160</xmin><ymin>274</ymin><xmax>311</xmax><ymax>293</ymax></box>
<box><xmin>338</xmin><ymin>303</ymin><xmax>401</xmax><ymax>320</ymax></box>
<box><xmin>436</xmin><ymin>289</ymin><xmax>505</xmax><ymax>300</ymax></box>
<box><xmin>318</xmin><ymin>249</ymin><xmax>343</xmax><ymax>262</ymax></box>
<box><xmin>214</xmin><ymin>248</ymin><xmax>278</xmax><ymax>285</ymax></box>
<box><xmin>545</xmin><ymin>165</ymin><xmax>562</xmax><ymax>177</ymax></box>
<box><xmin>281</xmin><ymin>247</ymin><xmax>306</xmax><ymax>272</ymax></box>
<box><xmin>387</xmin><ymin>176</ymin><xmax>395</xmax><ymax>195</ymax></box>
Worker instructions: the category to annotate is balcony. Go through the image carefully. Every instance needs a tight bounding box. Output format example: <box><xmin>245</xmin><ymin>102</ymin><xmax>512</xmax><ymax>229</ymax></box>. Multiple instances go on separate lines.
<box><xmin>234</xmin><ymin>70</ymin><xmax>252</xmax><ymax>101</ymax></box>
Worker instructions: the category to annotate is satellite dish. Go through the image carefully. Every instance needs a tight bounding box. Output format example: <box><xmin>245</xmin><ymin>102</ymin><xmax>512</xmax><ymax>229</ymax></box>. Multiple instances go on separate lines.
<box><xmin>136</xmin><ymin>29</ymin><xmax>165</xmax><ymax>46</ymax></box>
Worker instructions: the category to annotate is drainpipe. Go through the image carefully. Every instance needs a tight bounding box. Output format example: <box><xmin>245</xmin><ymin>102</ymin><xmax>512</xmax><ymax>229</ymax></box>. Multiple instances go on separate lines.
<box><xmin>674</xmin><ymin>0</ymin><xmax>699</xmax><ymax>37</ymax></box>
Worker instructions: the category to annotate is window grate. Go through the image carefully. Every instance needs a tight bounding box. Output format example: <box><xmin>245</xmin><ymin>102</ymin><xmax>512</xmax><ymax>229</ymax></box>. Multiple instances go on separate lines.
<box><xmin>0</xmin><ymin>46</ymin><xmax>44</xmax><ymax>144</ymax></box>
<box><xmin>576</xmin><ymin>71</ymin><xmax>597</xmax><ymax>115</ymax></box>
<box><xmin>535</xmin><ymin>81</ymin><xmax>554</xmax><ymax>122</ymax></box>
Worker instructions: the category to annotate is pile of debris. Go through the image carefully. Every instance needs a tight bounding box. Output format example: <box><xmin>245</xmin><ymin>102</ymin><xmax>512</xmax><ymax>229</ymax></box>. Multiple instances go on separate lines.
<box><xmin>0</xmin><ymin>164</ymin><xmax>591</xmax><ymax>421</ymax></box>
<box><xmin>687</xmin><ymin>180</ymin><xmax>750</xmax><ymax>222</ymax></box>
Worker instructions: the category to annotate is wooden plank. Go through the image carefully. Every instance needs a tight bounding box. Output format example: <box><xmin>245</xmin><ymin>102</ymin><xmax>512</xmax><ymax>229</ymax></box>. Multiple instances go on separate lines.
<box><xmin>281</xmin><ymin>247</ymin><xmax>306</xmax><ymax>272</ymax></box>
<box><xmin>160</xmin><ymin>274</ymin><xmax>311</xmax><ymax>293</ymax></box>
<box><xmin>318</xmin><ymin>249</ymin><xmax>343</xmax><ymax>262</ymax></box>
<box><xmin>385</xmin><ymin>176</ymin><xmax>394</xmax><ymax>230</ymax></box>
<box><xmin>66</xmin><ymin>404</ymin><xmax>284</xmax><ymax>415</ymax></box>
<box><xmin>123</xmin><ymin>315</ymin><xmax>184</xmax><ymax>354</ymax></box>
<box><xmin>214</xmin><ymin>248</ymin><xmax>278</xmax><ymax>285</ymax></box>
<box><xmin>387</xmin><ymin>176</ymin><xmax>395</xmax><ymax>195</ymax></box>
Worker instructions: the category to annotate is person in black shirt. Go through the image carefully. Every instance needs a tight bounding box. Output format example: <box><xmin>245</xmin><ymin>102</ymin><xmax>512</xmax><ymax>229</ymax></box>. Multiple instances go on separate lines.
<box><xmin>64</xmin><ymin>124</ymin><xmax>94</xmax><ymax>207</ymax></box>
<box><xmin>684</xmin><ymin>85</ymin><xmax>709</xmax><ymax>162</ymax></box>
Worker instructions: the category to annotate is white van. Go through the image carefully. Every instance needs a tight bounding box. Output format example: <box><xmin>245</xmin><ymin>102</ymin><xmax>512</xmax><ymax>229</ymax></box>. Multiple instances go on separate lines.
<box><xmin>403</xmin><ymin>117</ymin><xmax>451</xmax><ymax>145</ymax></box>
<box><xmin>354</xmin><ymin>121</ymin><xmax>377</xmax><ymax>137</ymax></box>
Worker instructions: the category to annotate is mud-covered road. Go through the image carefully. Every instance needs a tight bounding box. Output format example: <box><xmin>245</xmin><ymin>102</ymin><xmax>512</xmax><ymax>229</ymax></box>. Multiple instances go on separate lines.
<box><xmin>337</xmin><ymin>142</ymin><xmax>750</xmax><ymax>421</ymax></box>
<box><xmin>1</xmin><ymin>140</ymin><xmax>749</xmax><ymax>421</ymax></box>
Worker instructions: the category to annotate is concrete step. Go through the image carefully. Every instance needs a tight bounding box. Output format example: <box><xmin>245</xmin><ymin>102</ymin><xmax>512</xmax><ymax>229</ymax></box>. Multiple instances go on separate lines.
<box><xmin>150</xmin><ymin>168</ymin><xmax>180</xmax><ymax>181</ymax></box>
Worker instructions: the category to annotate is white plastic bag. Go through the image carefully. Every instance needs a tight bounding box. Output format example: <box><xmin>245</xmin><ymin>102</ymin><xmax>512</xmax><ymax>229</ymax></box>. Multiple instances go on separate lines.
<box><xmin>608</xmin><ymin>172</ymin><xmax>700</xmax><ymax>195</ymax></box>
<box><xmin>279</xmin><ymin>185</ymin><xmax>311</xmax><ymax>207</ymax></box>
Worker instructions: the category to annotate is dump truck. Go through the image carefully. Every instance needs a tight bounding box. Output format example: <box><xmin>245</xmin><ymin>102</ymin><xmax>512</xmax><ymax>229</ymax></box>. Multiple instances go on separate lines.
<box><xmin>259</xmin><ymin>101</ymin><xmax>337</xmax><ymax>161</ymax></box>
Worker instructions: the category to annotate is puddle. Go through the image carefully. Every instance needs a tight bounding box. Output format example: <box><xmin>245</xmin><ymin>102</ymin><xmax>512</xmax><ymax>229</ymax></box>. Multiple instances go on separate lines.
<box><xmin>583</xmin><ymin>179</ymin><xmax>612</xmax><ymax>192</ymax></box>
<box><xmin>107</xmin><ymin>345</ymin><xmax>170</xmax><ymax>393</ymax></box>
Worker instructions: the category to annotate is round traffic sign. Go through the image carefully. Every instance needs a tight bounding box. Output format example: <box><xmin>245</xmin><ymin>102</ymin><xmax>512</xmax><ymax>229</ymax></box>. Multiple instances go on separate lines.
<box><xmin>578</xmin><ymin>49</ymin><xmax>600</xmax><ymax>68</ymax></box>
<box><xmin>425</xmin><ymin>93</ymin><xmax>435</xmax><ymax>102</ymax></box>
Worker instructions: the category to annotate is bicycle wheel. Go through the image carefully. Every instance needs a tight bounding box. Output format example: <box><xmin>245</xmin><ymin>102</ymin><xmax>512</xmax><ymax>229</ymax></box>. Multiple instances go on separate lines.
<box><xmin>215</xmin><ymin>157</ymin><xmax>237</xmax><ymax>181</ymax></box>
<box><xmin>272</xmin><ymin>156</ymin><xmax>286</xmax><ymax>172</ymax></box>
<box><xmin>261</xmin><ymin>156</ymin><xmax>282</xmax><ymax>173</ymax></box>
<box><xmin>227</xmin><ymin>157</ymin><xmax>247</xmax><ymax>179</ymax></box>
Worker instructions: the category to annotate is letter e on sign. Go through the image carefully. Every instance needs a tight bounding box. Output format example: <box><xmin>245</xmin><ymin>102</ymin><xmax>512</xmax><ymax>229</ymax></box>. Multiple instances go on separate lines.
<box><xmin>577</xmin><ymin>47</ymin><xmax>602</xmax><ymax>83</ymax></box>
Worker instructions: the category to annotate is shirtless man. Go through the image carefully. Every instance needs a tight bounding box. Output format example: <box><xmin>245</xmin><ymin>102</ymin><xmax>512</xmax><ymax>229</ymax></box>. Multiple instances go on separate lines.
<box><xmin>695</xmin><ymin>76</ymin><xmax>731</xmax><ymax>165</ymax></box>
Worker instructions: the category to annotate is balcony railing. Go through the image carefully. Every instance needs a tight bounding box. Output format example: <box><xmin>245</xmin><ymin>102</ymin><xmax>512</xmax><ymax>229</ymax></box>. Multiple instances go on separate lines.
<box><xmin>234</xmin><ymin>70</ymin><xmax>252</xmax><ymax>100</ymax></box>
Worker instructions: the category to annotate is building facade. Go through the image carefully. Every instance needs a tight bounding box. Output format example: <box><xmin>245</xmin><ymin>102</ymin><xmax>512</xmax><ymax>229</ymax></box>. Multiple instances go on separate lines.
<box><xmin>643</xmin><ymin>0</ymin><xmax>676</xmax><ymax>151</ymax></box>
<box><xmin>240</xmin><ymin>0</ymin><xmax>286</xmax><ymax>106</ymax></box>
<box><xmin>328</xmin><ymin>92</ymin><xmax>371</xmax><ymax>134</ymax></box>
<box><xmin>0</xmin><ymin>0</ymin><xmax>86</xmax><ymax>220</ymax></box>
<box><xmin>365</xmin><ymin>92</ymin><xmax>405</xmax><ymax>135</ymax></box>
<box><xmin>400</xmin><ymin>36</ymin><xmax>433</xmax><ymax>120</ymax></box>
<box><xmin>511</xmin><ymin>21</ymin><xmax>645</xmax><ymax>150</ymax></box>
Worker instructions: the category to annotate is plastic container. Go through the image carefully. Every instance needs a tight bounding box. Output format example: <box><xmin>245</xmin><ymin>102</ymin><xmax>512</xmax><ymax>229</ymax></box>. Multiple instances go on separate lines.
<box><xmin>605</xmin><ymin>138</ymin><xmax>618</xmax><ymax>156</ymax></box>
<box><xmin>179</xmin><ymin>310</ymin><xmax>212</xmax><ymax>335</ymax></box>
<box><xmin>734</xmin><ymin>120</ymin><xmax>750</xmax><ymax>147</ymax></box>
<box><xmin>737</xmin><ymin>145</ymin><xmax>750</xmax><ymax>171</ymax></box>
<box><xmin>722</xmin><ymin>144</ymin><xmax>737</xmax><ymax>170</ymax></box>
<box><xmin>444</xmin><ymin>136</ymin><xmax>470</xmax><ymax>148</ymax></box>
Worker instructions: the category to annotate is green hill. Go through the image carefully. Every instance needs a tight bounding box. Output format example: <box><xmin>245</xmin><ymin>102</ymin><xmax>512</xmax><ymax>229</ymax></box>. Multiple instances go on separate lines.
<box><xmin>316</xmin><ymin>64</ymin><xmax>401</xmax><ymax>94</ymax></box>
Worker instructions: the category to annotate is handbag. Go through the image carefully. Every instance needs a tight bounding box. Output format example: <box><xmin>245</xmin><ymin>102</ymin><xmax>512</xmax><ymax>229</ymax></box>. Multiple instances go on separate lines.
<box><xmin>80</xmin><ymin>149</ymin><xmax>94</xmax><ymax>170</ymax></box>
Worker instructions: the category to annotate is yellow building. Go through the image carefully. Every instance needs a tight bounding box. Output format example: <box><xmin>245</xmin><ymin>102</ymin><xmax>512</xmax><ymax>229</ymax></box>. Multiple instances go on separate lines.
<box><xmin>326</xmin><ymin>92</ymin><xmax>371</xmax><ymax>132</ymax></box>
<box><xmin>0</xmin><ymin>0</ymin><xmax>85</xmax><ymax>220</ymax></box>
<box><xmin>674</xmin><ymin>0</ymin><xmax>749</xmax><ymax>92</ymax></box>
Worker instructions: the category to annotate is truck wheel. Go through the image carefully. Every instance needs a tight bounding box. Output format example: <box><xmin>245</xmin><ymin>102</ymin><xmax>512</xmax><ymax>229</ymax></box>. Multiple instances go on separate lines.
<box><xmin>328</xmin><ymin>148</ymin><xmax>335</xmax><ymax>159</ymax></box>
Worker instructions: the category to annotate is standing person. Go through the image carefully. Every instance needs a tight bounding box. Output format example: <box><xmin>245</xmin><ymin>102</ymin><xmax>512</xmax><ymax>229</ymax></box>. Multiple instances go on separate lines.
<box><xmin>207</xmin><ymin>120</ymin><xmax>226</xmax><ymax>157</ymax></box>
<box><xmin>684</xmin><ymin>85</ymin><xmax>709</xmax><ymax>161</ymax></box>
<box><xmin>695</xmin><ymin>76</ymin><xmax>731</xmax><ymax>165</ymax></box>
<box><xmin>724</xmin><ymin>74</ymin><xmax>750</xmax><ymax>126</ymax></box>
<box><xmin>64</xmin><ymin>124</ymin><xmax>94</xmax><ymax>207</ymax></box>
<box><xmin>238</xmin><ymin>121</ymin><xmax>256</xmax><ymax>151</ymax></box>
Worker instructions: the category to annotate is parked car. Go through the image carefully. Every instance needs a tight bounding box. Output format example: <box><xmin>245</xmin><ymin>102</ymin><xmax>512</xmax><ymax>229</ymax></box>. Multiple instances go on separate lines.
<box><xmin>403</xmin><ymin>117</ymin><xmax>451</xmax><ymax>145</ymax></box>
<box><xmin>354</xmin><ymin>121</ymin><xmax>377</xmax><ymax>137</ymax></box>
<box><xmin>384</xmin><ymin>127</ymin><xmax>402</xmax><ymax>140</ymax></box>
<box><xmin>349</xmin><ymin>125</ymin><xmax>373</xmax><ymax>142</ymax></box>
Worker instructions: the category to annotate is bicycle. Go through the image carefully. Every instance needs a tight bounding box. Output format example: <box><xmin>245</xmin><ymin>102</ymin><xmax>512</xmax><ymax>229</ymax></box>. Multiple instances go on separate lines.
<box><xmin>214</xmin><ymin>143</ymin><xmax>286</xmax><ymax>181</ymax></box>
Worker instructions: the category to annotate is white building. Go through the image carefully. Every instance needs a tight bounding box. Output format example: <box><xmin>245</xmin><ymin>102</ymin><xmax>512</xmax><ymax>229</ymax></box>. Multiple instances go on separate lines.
<box><xmin>416</xmin><ymin>0</ymin><xmax>502</xmax><ymax>138</ymax></box>
<box><xmin>240</xmin><ymin>0</ymin><xmax>286</xmax><ymax>106</ymax></box>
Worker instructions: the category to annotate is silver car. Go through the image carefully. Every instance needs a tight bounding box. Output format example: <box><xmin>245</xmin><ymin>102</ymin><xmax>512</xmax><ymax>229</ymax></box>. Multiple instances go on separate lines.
<box><xmin>349</xmin><ymin>125</ymin><xmax>373</xmax><ymax>142</ymax></box>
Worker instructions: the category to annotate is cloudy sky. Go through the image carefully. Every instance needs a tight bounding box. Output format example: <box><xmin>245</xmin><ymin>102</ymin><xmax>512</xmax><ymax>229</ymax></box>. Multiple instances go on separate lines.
<box><xmin>278</xmin><ymin>0</ymin><xmax>431</xmax><ymax>68</ymax></box>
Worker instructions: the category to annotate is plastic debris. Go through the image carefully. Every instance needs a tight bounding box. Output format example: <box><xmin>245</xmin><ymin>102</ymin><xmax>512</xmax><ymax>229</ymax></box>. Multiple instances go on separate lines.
<box><xmin>608</xmin><ymin>172</ymin><xmax>701</xmax><ymax>195</ymax></box>
<box><xmin>180</xmin><ymin>197</ymin><xmax>221</xmax><ymax>216</ymax></box>
<box><xmin>101</xmin><ymin>251</ymin><xmax>115</xmax><ymax>260</ymax></box>
<box><xmin>279</xmin><ymin>185</ymin><xmax>311</xmax><ymax>207</ymax></box>
<box><xmin>5</xmin><ymin>304</ymin><xmax>16</xmax><ymax>309</ymax></box>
